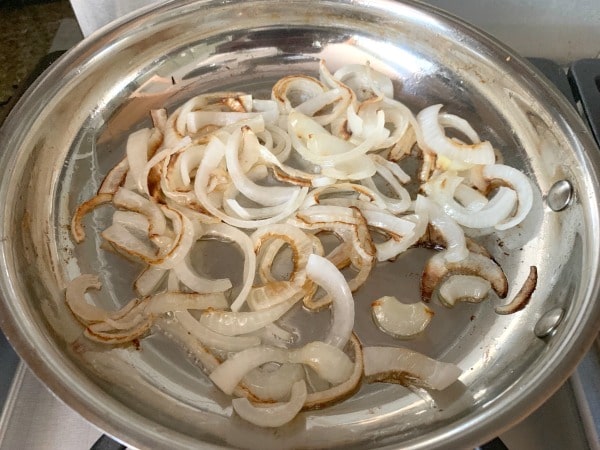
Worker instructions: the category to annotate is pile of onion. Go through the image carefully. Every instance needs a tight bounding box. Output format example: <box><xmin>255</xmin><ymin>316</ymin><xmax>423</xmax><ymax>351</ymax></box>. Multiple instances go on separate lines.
<box><xmin>68</xmin><ymin>61</ymin><xmax>537</xmax><ymax>427</ymax></box>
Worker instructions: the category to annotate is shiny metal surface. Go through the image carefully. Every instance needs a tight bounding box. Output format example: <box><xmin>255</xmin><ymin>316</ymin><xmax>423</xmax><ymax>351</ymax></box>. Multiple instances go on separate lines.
<box><xmin>533</xmin><ymin>307</ymin><xmax>565</xmax><ymax>339</ymax></box>
<box><xmin>1</xmin><ymin>1</ymin><xmax>600</xmax><ymax>449</ymax></box>
<box><xmin>547</xmin><ymin>180</ymin><xmax>574</xmax><ymax>212</ymax></box>
<box><xmin>69</xmin><ymin>0</ymin><xmax>600</xmax><ymax>63</ymax></box>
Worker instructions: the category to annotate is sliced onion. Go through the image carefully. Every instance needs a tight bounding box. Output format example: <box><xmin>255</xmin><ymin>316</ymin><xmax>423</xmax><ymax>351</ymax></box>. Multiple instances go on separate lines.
<box><xmin>71</xmin><ymin>193</ymin><xmax>113</xmax><ymax>243</ymax></box>
<box><xmin>454</xmin><ymin>183</ymin><xmax>488</xmax><ymax>211</ymax></box>
<box><xmin>363</xmin><ymin>346</ymin><xmax>462</xmax><ymax>390</ymax></box>
<box><xmin>173</xmin><ymin>258</ymin><xmax>232</xmax><ymax>294</ymax></box>
<box><xmin>417</xmin><ymin>104</ymin><xmax>495</xmax><ymax>166</ymax></box>
<box><xmin>306</xmin><ymin>254</ymin><xmax>354</xmax><ymax>349</ymax></box>
<box><xmin>210</xmin><ymin>346</ymin><xmax>289</xmax><ymax>395</ymax></box>
<box><xmin>232</xmin><ymin>380</ymin><xmax>307</xmax><ymax>428</ymax></box>
<box><xmin>98</xmin><ymin>157</ymin><xmax>129</xmax><ymax>195</ymax></box>
<box><xmin>194</xmin><ymin>135</ymin><xmax>308</xmax><ymax>228</ymax></box>
<box><xmin>65</xmin><ymin>274</ymin><xmax>106</xmax><ymax>324</ymax></box>
<box><xmin>421</xmin><ymin>196</ymin><xmax>468</xmax><ymax>263</ymax></box>
<box><xmin>225</xmin><ymin>127</ymin><xmax>299</xmax><ymax>206</ymax></box>
<box><xmin>113</xmin><ymin>187</ymin><xmax>166</xmax><ymax>237</ymax></box>
<box><xmin>483</xmin><ymin>164</ymin><xmax>534</xmax><ymax>230</ymax></box>
<box><xmin>126</xmin><ymin>128</ymin><xmax>153</xmax><ymax>190</ymax></box>
<box><xmin>175</xmin><ymin>91</ymin><xmax>253</xmax><ymax>135</ymax></box>
<box><xmin>303</xmin><ymin>333</ymin><xmax>363</xmax><ymax>409</ymax></box>
<box><xmin>423</xmin><ymin>171</ymin><xmax>517</xmax><ymax>229</ymax></box>
<box><xmin>371</xmin><ymin>296</ymin><xmax>433</xmax><ymax>338</ymax></box>
<box><xmin>134</xmin><ymin>266</ymin><xmax>167</xmax><ymax>296</ymax></box>
<box><xmin>187</xmin><ymin>111</ymin><xmax>265</xmax><ymax>133</ymax></box>
<box><xmin>289</xmin><ymin>341</ymin><xmax>354</xmax><ymax>385</ymax></box>
<box><xmin>175</xmin><ymin>311</ymin><xmax>261</xmax><ymax>352</ymax></box>
<box><xmin>495</xmin><ymin>265</ymin><xmax>537</xmax><ymax>314</ymax></box>
<box><xmin>242</xmin><ymin>363</ymin><xmax>305</xmax><ymax>402</ymax></box>
<box><xmin>421</xmin><ymin>250</ymin><xmax>508</xmax><ymax>302</ymax></box>
<box><xmin>199</xmin><ymin>294</ymin><xmax>298</xmax><ymax>336</ymax></box>
<box><xmin>333</xmin><ymin>63</ymin><xmax>394</xmax><ymax>100</ymax></box>
<box><xmin>438</xmin><ymin>275</ymin><xmax>492</xmax><ymax>307</ymax></box>
<box><xmin>202</xmin><ymin>223</ymin><xmax>256</xmax><ymax>312</ymax></box>
<box><xmin>210</xmin><ymin>341</ymin><xmax>353</xmax><ymax>395</ymax></box>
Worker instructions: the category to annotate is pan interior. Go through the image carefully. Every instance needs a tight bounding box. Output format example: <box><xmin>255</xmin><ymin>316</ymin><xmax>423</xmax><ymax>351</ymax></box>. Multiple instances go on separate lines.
<box><xmin>0</xmin><ymin>1</ymin><xmax>597</xmax><ymax>449</ymax></box>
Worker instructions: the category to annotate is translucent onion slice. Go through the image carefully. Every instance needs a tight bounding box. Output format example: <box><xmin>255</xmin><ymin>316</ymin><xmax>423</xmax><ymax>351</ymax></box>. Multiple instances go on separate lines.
<box><xmin>66</xmin><ymin>274</ymin><xmax>227</xmax><ymax>333</ymax></box>
<box><xmin>438</xmin><ymin>275</ymin><xmax>492</xmax><ymax>307</ymax></box>
<box><xmin>251</xmin><ymin>224</ymin><xmax>313</xmax><ymax>284</ymax></box>
<box><xmin>225</xmin><ymin>127</ymin><xmax>300</xmax><ymax>206</ymax></box>
<box><xmin>438</xmin><ymin>112</ymin><xmax>481</xmax><ymax>144</ymax></box>
<box><xmin>232</xmin><ymin>380</ymin><xmax>307</xmax><ymax>428</ymax></box>
<box><xmin>173</xmin><ymin>258</ymin><xmax>232</xmax><ymax>294</ymax></box>
<box><xmin>371</xmin><ymin>296</ymin><xmax>434</xmax><ymax>338</ymax></box>
<box><xmin>210</xmin><ymin>346</ymin><xmax>289</xmax><ymax>395</ymax></box>
<box><xmin>194</xmin><ymin>135</ymin><xmax>308</xmax><ymax>228</ymax></box>
<box><xmin>65</xmin><ymin>274</ymin><xmax>106</xmax><ymax>323</ymax></box>
<box><xmin>333</xmin><ymin>63</ymin><xmax>394</xmax><ymax>100</ymax></box>
<box><xmin>187</xmin><ymin>111</ymin><xmax>265</xmax><ymax>133</ymax></box>
<box><xmin>423</xmin><ymin>172</ymin><xmax>517</xmax><ymax>229</ymax></box>
<box><xmin>125</xmin><ymin>128</ymin><xmax>153</xmax><ymax>190</ymax></box>
<box><xmin>199</xmin><ymin>294</ymin><xmax>298</xmax><ymax>336</ymax></box>
<box><xmin>421</xmin><ymin>196</ymin><xmax>468</xmax><ymax>263</ymax></box>
<box><xmin>139</xmin><ymin>136</ymin><xmax>192</xmax><ymax>196</ymax></box>
<box><xmin>112</xmin><ymin>210</ymin><xmax>150</xmax><ymax>232</ymax></box>
<box><xmin>361</xmin><ymin>161</ymin><xmax>411</xmax><ymax>214</ymax></box>
<box><xmin>289</xmin><ymin>341</ymin><xmax>354</xmax><ymax>385</ymax></box>
<box><xmin>242</xmin><ymin>363</ymin><xmax>305</xmax><ymax>402</ymax></box>
<box><xmin>289</xmin><ymin>110</ymin><xmax>388</xmax><ymax>166</ymax></box>
<box><xmin>175</xmin><ymin>311</ymin><xmax>261</xmax><ymax>352</ymax></box>
<box><xmin>306</xmin><ymin>254</ymin><xmax>354</xmax><ymax>349</ymax></box>
<box><xmin>363</xmin><ymin>346</ymin><xmax>462</xmax><ymax>390</ymax></box>
<box><xmin>361</xmin><ymin>210</ymin><xmax>417</xmax><ymax>262</ymax></box>
<box><xmin>454</xmin><ymin>183</ymin><xmax>488</xmax><ymax>211</ymax></box>
<box><xmin>421</xmin><ymin>250</ymin><xmax>508</xmax><ymax>302</ymax></box>
<box><xmin>113</xmin><ymin>187</ymin><xmax>166</xmax><ymax>237</ymax></box>
<box><xmin>71</xmin><ymin>193</ymin><xmax>113</xmax><ymax>243</ymax></box>
<box><xmin>483</xmin><ymin>164</ymin><xmax>534</xmax><ymax>230</ymax></box>
<box><xmin>272</xmin><ymin>74</ymin><xmax>326</xmax><ymax>113</ymax></box>
<box><xmin>202</xmin><ymin>223</ymin><xmax>256</xmax><ymax>312</ymax></box>
<box><xmin>210</xmin><ymin>341</ymin><xmax>353</xmax><ymax>395</ymax></box>
<box><xmin>303</xmin><ymin>333</ymin><xmax>363</xmax><ymax>409</ymax></box>
<box><xmin>134</xmin><ymin>266</ymin><xmax>167</xmax><ymax>296</ymax></box>
<box><xmin>252</xmin><ymin>100</ymin><xmax>279</xmax><ymax>125</ymax></box>
<box><xmin>175</xmin><ymin>91</ymin><xmax>253</xmax><ymax>135</ymax></box>
<box><xmin>417</xmin><ymin>104</ymin><xmax>495</xmax><ymax>166</ymax></box>
<box><xmin>301</xmin><ymin>182</ymin><xmax>388</xmax><ymax>211</ymax></box>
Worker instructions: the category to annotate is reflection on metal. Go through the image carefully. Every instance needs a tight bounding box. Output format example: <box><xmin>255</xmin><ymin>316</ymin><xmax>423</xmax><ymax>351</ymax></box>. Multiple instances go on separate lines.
<box><xmin>547</xmin><ymin>180</ymin><xmax>574</xmax><ymax>212</ymax></box>
<box><xmin>534</xmin><ymin>307</ymin><xmax>565</xmax><ymax>338</ymax></box>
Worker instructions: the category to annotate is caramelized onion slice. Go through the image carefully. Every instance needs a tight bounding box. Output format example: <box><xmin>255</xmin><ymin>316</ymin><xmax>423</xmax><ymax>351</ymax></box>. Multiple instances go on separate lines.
<box><xmin>495</xmin><ymin>266</ymin><xmax>537</xmax><ymax>315</ymax></box>
<box><xmin>232</xmin><ymin>380</ymin><xmax>307</xmax><ymax>428</ymax></box>
<box><xmin>421</xmin><ymin>250</ymin><xmax>508</xmax><ymax>302</ymax></box>
<box><xmin>363</xmin><ymin>346</ymin><xmax>461</xmax><ymax>390</ymax></box>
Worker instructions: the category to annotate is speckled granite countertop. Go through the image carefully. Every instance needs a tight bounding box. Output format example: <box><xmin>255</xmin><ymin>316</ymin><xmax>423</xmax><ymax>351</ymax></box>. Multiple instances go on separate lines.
<box><xmin>0</xmin><ymin>0</ymin><xmax>76</xmax><ymax>124</ymax></box>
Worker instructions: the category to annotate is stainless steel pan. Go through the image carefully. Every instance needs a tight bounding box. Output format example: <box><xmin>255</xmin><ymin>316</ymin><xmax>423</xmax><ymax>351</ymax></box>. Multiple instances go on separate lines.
<box><xmin>1</xmin><ymin>1</ymin><xmax>600</xmax><ymax>448</ymax></box>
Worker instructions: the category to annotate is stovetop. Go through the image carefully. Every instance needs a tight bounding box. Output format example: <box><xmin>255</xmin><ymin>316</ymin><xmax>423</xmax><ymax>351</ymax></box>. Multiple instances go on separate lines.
<box><xmin>1</xmin><ymin>8</ymin><xmax>600</xmax><ymax>450</ymax></box>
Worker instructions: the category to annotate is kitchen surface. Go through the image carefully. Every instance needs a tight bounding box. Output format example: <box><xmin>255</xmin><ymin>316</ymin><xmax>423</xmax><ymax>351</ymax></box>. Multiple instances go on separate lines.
<box><xmin>1</xmin><ymin>1</ymin><xmax>600</xmax><ymax>449</ymax></box>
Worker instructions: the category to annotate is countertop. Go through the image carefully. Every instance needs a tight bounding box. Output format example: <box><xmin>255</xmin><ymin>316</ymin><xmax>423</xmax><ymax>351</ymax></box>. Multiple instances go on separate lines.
<box><xmin>0</xmin><ymin>0</ymin><xmax>76</xmax><ymax>124</ymax></box>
